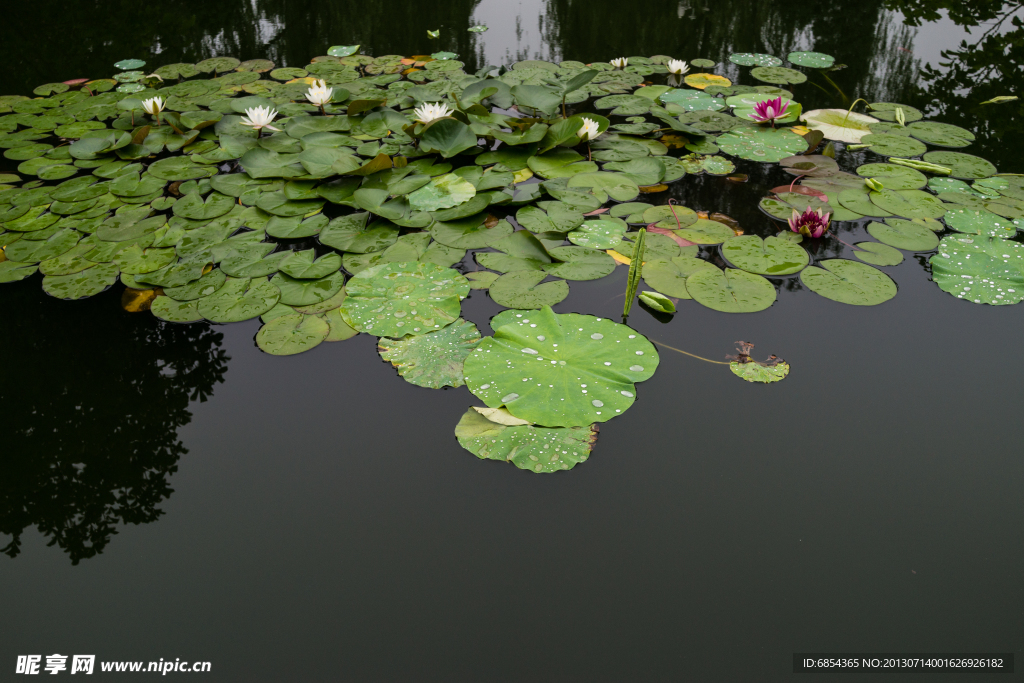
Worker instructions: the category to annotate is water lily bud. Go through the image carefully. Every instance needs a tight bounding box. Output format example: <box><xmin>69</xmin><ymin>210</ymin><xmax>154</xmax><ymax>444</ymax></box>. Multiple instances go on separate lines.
<box><xmin>865</xmin><ymin>178</ymin><xmax>884</xmax><ymax>191</ymax></box>
<box><xmin>895</xmin><ymin>107</ymin><xmax>906</xmax><ymax>127</ymax></box>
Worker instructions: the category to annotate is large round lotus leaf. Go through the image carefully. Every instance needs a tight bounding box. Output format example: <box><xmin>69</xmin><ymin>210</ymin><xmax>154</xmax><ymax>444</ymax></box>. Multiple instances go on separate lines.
<box><xmin>750</xmin><ymin>66</ymin><xmax>806</xmax><ymax>85</ymax></box>
<box><xmin>729</xmin><ymin>53</ymin><xmax>783</xmax><ymax>67</ymax></box>
<box><xmin>800</xmin><ymin>259</ymin><xmax>897</xmax><ymax>305</ymax></box>
<box><xmin>905</xmin><ymin>121</ymin><xmax>974</xmax><ymax>148</ymax></box>
<box><xmin>196</xmin><ymin>276</ymin><xmax>281</xmax><ymax>322</ymax></box>
<box><xmin>855</xmin><ymin>163</ymin><xmax>926</xmax><ymax>190</ymax></box>
<box><xmin>542</xmin><ymin>246</ymin><xmax>616</xmax><ymax>281</ymax></box>
<box><xmin>0</xmin><ymin>260</ymin><xmax>38</xmax><ymax>282</ymax></box>
<box><xmin>430</xmin><ymin>214</ymin><xmax>513</xmax><ymax>249</ymax></box>
<box><xmin>566</xmin><ymin>172</ymin><xmax>639</xmax><ymax>202</ymax></box>
<box><xmin>801</xmin><ymin>109</ymin><xmax>878</xmax><ymax>143</ymax></box>
<box><xmin>686</xmin><ymin>267</ymin><xmax>776</xmax><ymax>312</ymax></box>
<box><xmin>861</xmin><ymin>133</ymin><xmax>927</xmax><ymax>158</ymax></box>
<box><xmin>854</xmin><ymin>242</ymin><xmax>904</xmax><ymax>266</ymax></box>
<box><xmin>869</xmin><ymin>189</ymin><xmax>946</xmax><ymax>219</ymax></box>
<box><xmin>407</xmin><ymin>173</ymin><xmax>476</xmax><ymax>212</ymax></box>
<box><xmin>42</xmin><ymin>262</ymin><xmax>119</xmax><ymax>300</ymax></box>
<box><xmin>722</xmin><ymin>235</ymin><xmax>808</xmax><ymax>275</ymax></box>
<box><xmin>642</xmin><ymin>255</ymin><xmax>717</xmax><ymax>298</ymax></box>
<box><xmin>715</xmin><ymin>127</ymin><xmax>807</xmax><ymax>162</ymax></box>
<box><xmin>683</xmin><ymin>73</ymin><xmax>731</xmax><ymax>90</ymax></box>
<box><xmin>930</xmin><ymin>234</ymin><xmax>1024</xmax><ymax>305</ymax></box>
<box><xmin>942</xmin><ymin>207</ymin><xmax>1017</xmax><ymax>238</ymax></box>
<box><xmin>172</xmin><ymin>191</ymin><xmax>235</xmax><ymax>220</ymax></box>
<box><xmin>377</xmin><ymin>318</ymin><xmax>481</xmax><ymax>388</ymax></box>
<box><xmin>164</xmin><ymin>268</ymin><xmax>227</xmax><ymax>300</ymax></box>
<box><xmin>320</xmin><ymin>213</ymin><xmax>400</xmax><ymax>253</ymax></box>
<box><xmin>489</xmin><ymin>271</ymin><xmax>569</xmax><ymax>309</ymax></box>
<box><xmin>341</xmin><ymin>261</ymin><xmax>470</xmax><ymax>336</ymax></box>
<box><xmin>256</xmin><ymin>313</ymin><xmax>329</xmax><ymax>355</ymax></box>
<box><xmin>868</xmin><ymin>102</ymin><xmax>923</xmax><ymax>123</ymax></box>
<box><xmin>866</xmin><ymin>219</ymin><xmax>940</xmax><ymax>251</ymax></box>
<box><xmin>464</xmin><ymin>307</ymin><xmax>658</xmax><ymax>427</ymax></box>
<box><xmin>787</xmin><ymin>51</ymin><xmax>835</xmax><ymax>68</ymax></box>
<box><xmin>454</xmin><ymin>408</ymin><xmax>597</xmax><ymax>473</ymax></box>
<box><xmin>271</xmin><ymin>270</ymin><xmax>345</xmax><ymax>306</ymax></box>
<box><xmin>675</xmin><ymin>218</ymin><xmax>737</xmax><ymax>244</ymax></box>
<box><xmin>567</xmin><ymin>218</ymin><xmax>627</xmax><ymax>249</ymax></box>
<box><xmin>922</xmin><ymin>151</ymin><xmax>996</xmax><ymax>180</ymax></box>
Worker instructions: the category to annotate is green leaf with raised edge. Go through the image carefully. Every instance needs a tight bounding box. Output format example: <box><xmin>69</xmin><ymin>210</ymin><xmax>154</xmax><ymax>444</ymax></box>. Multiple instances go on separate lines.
<box><xmin>722</xmin><ymin>234</ymin><xmax>809</xmax><ymax>275</ymax></box>
<box><xmin>638</xmin><ymin>290</ymin><xmax>675</xmax><ymax>313</ymax></box>
<box><xmin>930</xmin><ymin>234</ymin><xmax>1024</xmax><ymax>305</ymax></box>
<box><xmin>271</xmin><ymin>270</ymin><xmax>345</xmax><ymax>306</ymax></box>
<box><xmin>566</xmin><ymin>172</ymin><xmax>639</xmax><ymax>202</ymax></box>
<box><xmin>854</xmin><ymin>242</ymin><xmax>904</xmax><ymax>266</ymax></box>
<box><xmin>340</xmin><ymin>261</ymin><xmax>470</xmax><ymax>337</ymax></box>
<box><xmin>320</xmin><ymin>213</ymin><xmax>399</xmax><ymax>253</ymax></box>
<box><xmin>642</xmin><ymin>256</ymin><xmax>715</xmax><ymax>298</ymax></box>
<box><xmin>942</xmin><ymin>207</ymin><xmax>1017</xmax><ymax>238</ymax></box>
<box><xmin>464</xmin><ymin>306</ymin><xmax>657</xmax><ymax>427</ymax></box>
<box><xmin>541</xmin><ymin>246</ymin><xmax>615</xmax><ymax>281</ymax></box>
<box><xmin>906</xmin><ymin>121</ymin><xmax>974</xmax><ymax>148</ymax></box>
<box><xmin>407</xmin><ymin>173</ymin><xmax>476</xmax><ymax>212</ymax></box>
<box><xmin>730</xmin><ymin>359</ymin><xmax>790</xmax><ymax>383</ymax></box>
<box><xmin>922</xmin><ymin>151</ymin><xmax>996</xmax><ymax>179</ymax></box>
<box><xmin>256</xmin><ymin>313</ymin><xmax>330</xmax><ymax>355</ymax></box>
<box><xmin>787</xmin><ymin>51</ymin><xmax>834</xmax><ymax>68</ymax></box>
<box><xmin>686</xmin><ymin>267</ymin><xmax>777</xmax><ymax>312</ymax></box>
<box><xmin>42</xmin><ymin>262</ymin><xmax>119</xmax><ymax>300</ymax></box>
<box><xmin>866</xmin><ymin>219</ymin><xmax>939</xmax><ymax>251</ymax></box>
<box><xmin>869</xmin><ymin>189</ymin><xmax>946</xmax><ymax>219</ymax></box>
<box><xmin>800</xmin><ymin>259</ymin><xmax>897</xmax><ymax>305</ymax></box>
<box><xmin>429</xmin><ymin>214</ymin><xmax>512</xmax><ymax>249</ymax></box>
<box><xmin>378</xmin><ymin>318</ymin><xmax>481</xmax><ymax>388</ymax></box>
<box><xmin>278</xmin><ymin>249</ymin><xmax>343</xmax><ymax>279</ymax></box>
<box><xmin>716</xmin><ymin>127</ymin><xmax>807</xmax><ymax>162</ymax></box>
<box><xmin>489</xmin><ymin>270</ymin><xmax>568</xmax><ymax>309</ymax></box>
<box><xmin>567</xmin><ymin>218</ymin><xmax>627</xmax><ymax>249</ymax></box>
<box><xmin>454</xmin><ymin>408</ymin><xmax>597</xmax><ymax>473</ymax></box>
<box><xmin>197</xmin><ymin>276</ymin><xmax>280</xmax><ymax>322</ymax></box>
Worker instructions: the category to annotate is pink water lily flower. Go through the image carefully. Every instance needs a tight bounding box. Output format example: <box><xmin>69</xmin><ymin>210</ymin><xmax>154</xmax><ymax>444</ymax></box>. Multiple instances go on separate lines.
<box><xmin>749</xmin><ymin>96</ymin><xmax>790</xmax><ymax>126</ymax></box>
<box><xmin>787</xmin><ymin>206</ymin><xmax>830</xmax><ymax>238</ymax></box>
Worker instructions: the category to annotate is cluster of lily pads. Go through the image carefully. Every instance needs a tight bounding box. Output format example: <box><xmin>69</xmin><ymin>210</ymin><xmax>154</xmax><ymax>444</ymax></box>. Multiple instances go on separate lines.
<box><xmin>1</xmin><ymin>47</ymin><xmax>1020</xmax><ymax>472</ymax></box>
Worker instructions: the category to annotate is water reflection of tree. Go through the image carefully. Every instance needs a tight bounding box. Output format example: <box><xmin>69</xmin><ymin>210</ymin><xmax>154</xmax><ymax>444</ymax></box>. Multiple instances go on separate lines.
<box><xmin>0</xmin><ymin>283</ymin><xmax>228</xmax><ymax>564</ymax></box>
<box><xmin>882</xmin><ymin>0</ymin><xmax>1024</xmax><ymax>171</ymax></box>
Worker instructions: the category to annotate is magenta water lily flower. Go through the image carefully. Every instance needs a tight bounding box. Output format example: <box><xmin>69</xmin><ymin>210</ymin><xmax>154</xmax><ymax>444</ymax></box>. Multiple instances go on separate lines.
<box><xmin>749</xmin><ymin>96</ymin><xmax>789</xmax><ymax>126</ymax></box>
<box><xmin>788</xmin><ymin>207</ymin><xmax>830</xmax><ymax>238</ymax></box>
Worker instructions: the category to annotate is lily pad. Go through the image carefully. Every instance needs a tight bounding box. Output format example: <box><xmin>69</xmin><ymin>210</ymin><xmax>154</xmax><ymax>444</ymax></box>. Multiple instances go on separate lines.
<box><xmin>454</xmin><ymin>408</ymin><xmax>597</xmax><ymax>473</ymax></box>
<box><xmin>922</xmin><ymin>151</ymin><xmax>996</xmax><ymax>180</ymax></box>
<box><xmin>489</xmin><ymin>270</ymin><xmax>569</xmax><ymax>309</ymax></box>
<box><xmin>729</xmin><ymin>53</ymin><xmax>783</xmax><ymax>67</ymax></box>
<box><xmin>271</xmin><ymin>270</ymin><xmax>345</xmax><ymax>306</ymax></box>
<box><xmin>731</xmin><ymin>359</ymin><xmax>790</xmax><ymax>383</ymax></box>
<box><xmin>855</xmin><ymin>163</ymin><xmax>927</xmax><ymax>190</ymax></box>
<box><xmin>683</xmin><ymin>73</ymin><xmax>732</xmax><ymax>90</ymax></box>
<box><xmin>341</xmin><ymin>261</ymin><xmax>470</xmax><ymax>336</ymax></box>
<box><xmin>787</xmin><ymin>51</ymin><xmax>835</xmax><ymax>68</ymax></box>
<box><xmin>567</xmin><ymin>218</ymin><xmax>627</xmax><ymax>249</ymax></box>
<box><xmin>801</xmin><ymin>109</ymin><xmax>878</xmax><ymax>143</ymax></box>
<box><xmin>641</xmin><ymin>256</ymin><xmax>717</xmax><ymax>298</ymax></box>
<box><xmin>320</xmin><ymin>213</ymin><xmax>399</xmax><ymax>253</ymax></box>
<box><xmin>866</xmin><ymin>219</ymin><xmax>940</xmax><ymax>251</ymax></box>
<box><xmin>906</xmin><ymin>121</ymin><xmax>975</xmax><ymax>148</ymax></box>
<box><xmin>196</xmin><ymin>276</ymin><xmax>281</xmax><ymax>322</ymax></box>
<box><xmin>861</xmin><ymin>133</ymin><xmax>927</xmax><ymax>158</ymax></box>
<box><xmin>686</xmin><ymin>267</ymin><xmax>776</xmax><ymax>312</ymax></box>
<box><xmin>854</xmin><ymin>242</ymin><xmax>904</xmax><ymax>266</ymax></box>
<box><xmin>715</xmin><ymin>127</ymin><xmax>807</xmax><ymax>162</ymax></box>
<box><xmin>721</xmin><ymin>235</ymin><xmax>809</xmax><ymax>275</ymax></box>
<box><xmin>566</xmin><ymin>172</ymin><xmax>640</xmax><ymax>202</ymax></box>
<box><xmin>868</xmin><ymin>102</ymin><xmax>923</xmax><ymax>123</ymax></box>
<box><xmin>463</xmin><ymin>306</ymin><xmax>658</xmax><ymax>426</ymax></box>
<box><xmin>430</xmin><ymin>214</ymin><xmax>513</xmax><ymax>249</ymax></box>
<box><xmin>930</xmin><ymin>234</ymin><xmax>1024</xmax><ymax>305</ymax></box>
<box><xmin>256</xmin><ymin>314</ymin><xmax>330</xmax><ymax>355</ymax></box>
<box><xmin>378</xmin><ymin>318</ymin><xmax>481</xmax><ymax>388</ymax></box>
<box><xmin>0</xmin><ymin>260</ymin><xmax>38</xmax><ymax>282</ymax></box>
<box><xmin>278</xmin><ymin>250</ymin><xmax>343</xmax><ymax>279</ymax></box>
<box><xmin>675</xmin><ymin>218</ymin><xmax>737</xmax><ymax>244</ymax></box>
<box><xmin>869</xmin><ymin>189</ymin><xmax>946</xmax><ymax>219</ymax></box>
<box><xmin>942</xmin><ymin>207</ymin><xmax>1017</xmax><ymax>238</ymax></box>
<box><xmin>542</xmin><ymin>246</ymin><xmax>616</xmax><ymax>281</ymax></box>
<box><xmin>800</xmin><ymin>259</ymin><xmax>897</xmax><ymax>305</ymax></box>
<box><xmin>42</xmin><ymin>262</ymin><xmax>119</xmax><ymax>300</ymax></box>
<box><xmin>407</xmin><ymin>173</ymin><xmax>476</xmax><ymax>211</ymax></box>
<box><xmin>750</xmin><ymin>66</ymin><xmax>806</xmax><ymax>85</ymax></box>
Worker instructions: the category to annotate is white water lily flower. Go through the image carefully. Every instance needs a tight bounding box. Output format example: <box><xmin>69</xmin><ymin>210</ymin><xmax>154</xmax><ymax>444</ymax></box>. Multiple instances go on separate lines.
<box><xmin>667</xmin><ymin>59</ymin><xmax>690</xmax><ymax>75</ymax></box>
<box><xmin>578</xmin><ymin>117</ymin><xmax>601</xmax><ymax>141</ymax></box>
<box><xmin>240</xmin><ymin>105</ymin><xmax>282</xmax><ymax>133</ymax></box>
<box><xmin>305</xmin><ymin>79</ymin><xmax>333</xmax><ymax>107</ymax></box>
<box><xmin>413</xmin><ymin>101</ymin><xmax>454</xmax><ymax>123</ymax></box>
<box><xmin>610</xmin><ymin>57</ymin><xmax>628</xmax><ymax>69</ymax></box>
<box><xmin>141</xmin><ymin>97</ymin><xmax>164</xmax><ymax>115</ymax></box>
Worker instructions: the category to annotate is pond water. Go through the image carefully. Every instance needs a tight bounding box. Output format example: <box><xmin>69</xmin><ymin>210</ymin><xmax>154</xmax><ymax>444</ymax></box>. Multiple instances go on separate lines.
<box><xmin>2</xmin><ymin>1</ymin><xmax>1023</xmax><ymax>680</ymax></box>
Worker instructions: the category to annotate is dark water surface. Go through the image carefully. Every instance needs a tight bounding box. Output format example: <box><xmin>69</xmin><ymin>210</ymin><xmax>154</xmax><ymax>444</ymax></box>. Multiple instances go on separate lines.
<box><xmin>2</xmin><ymin>2</ymin><xmax>1023</xmax><ymax>681</ymax></box>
